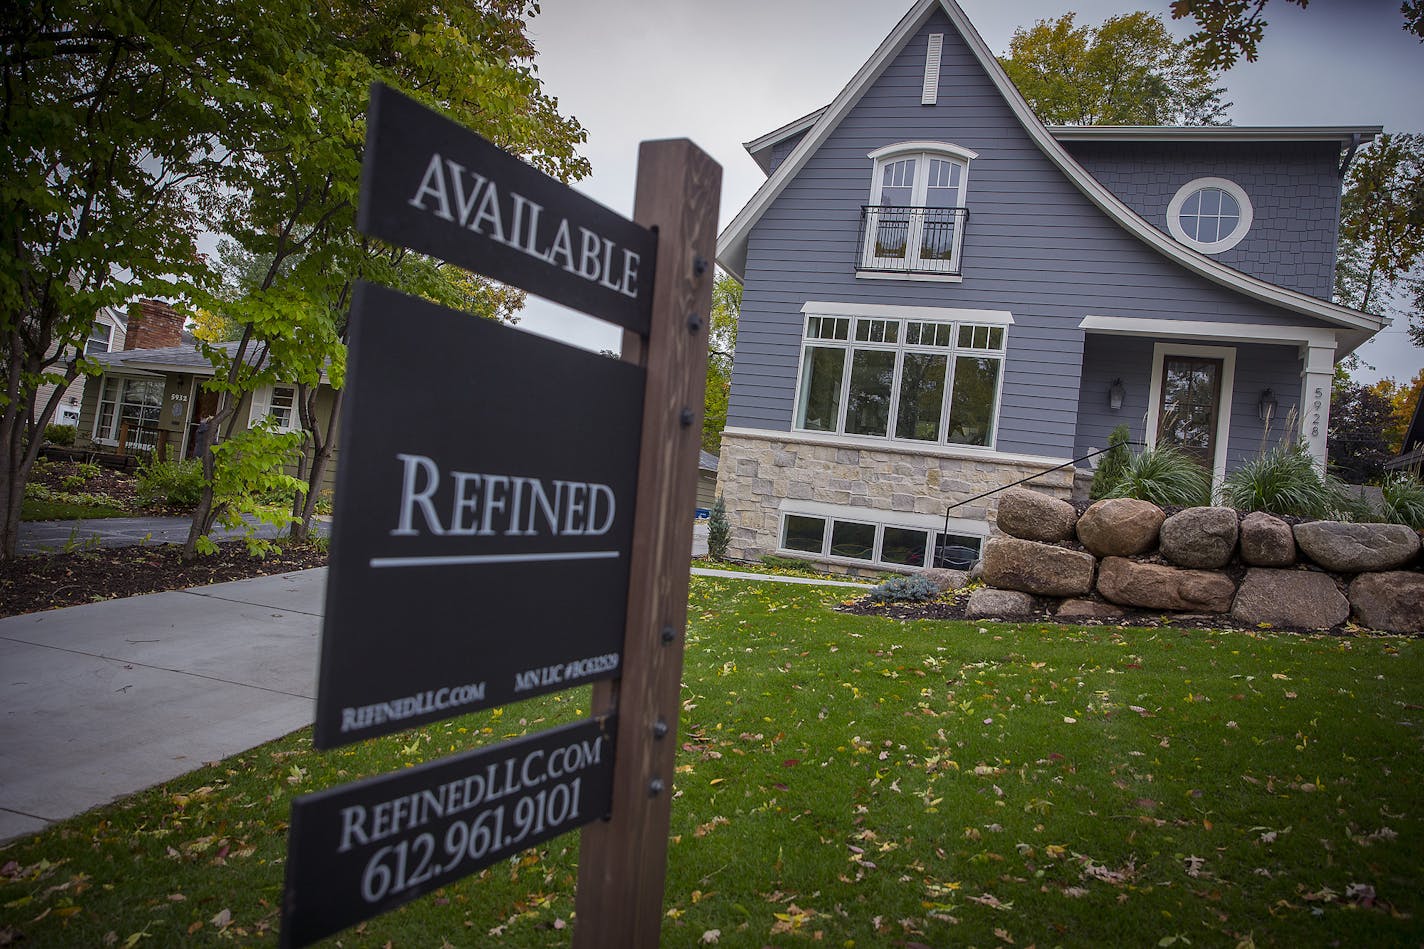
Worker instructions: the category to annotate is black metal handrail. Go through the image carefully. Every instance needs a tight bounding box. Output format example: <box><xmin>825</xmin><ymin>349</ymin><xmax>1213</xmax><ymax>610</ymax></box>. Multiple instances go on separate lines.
<box><xmin>858</xmin><ymin>205</ymin><xmax>968</xmax><ymax>276</ymax></box>
<box><xmin>941</xmin><ymin>441</ymin><xmax>1146</xmax><ymax>539</ymax></box>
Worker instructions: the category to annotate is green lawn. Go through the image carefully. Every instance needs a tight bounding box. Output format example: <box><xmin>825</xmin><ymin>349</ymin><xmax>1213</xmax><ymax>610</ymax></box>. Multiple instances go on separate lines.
<box><xmin>2</xmin><ymin>577</ymin><xmax>1421</xmax><ymax>947</ymax></box>
<box><xmin>20</xmin><ymin>496</ymin><xmax>127</xmax><ymax>521</ymax></box>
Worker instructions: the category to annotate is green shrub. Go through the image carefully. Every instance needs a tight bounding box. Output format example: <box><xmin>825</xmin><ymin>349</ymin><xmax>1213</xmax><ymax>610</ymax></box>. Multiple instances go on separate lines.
<box><xmin>1218</xmin><ymin>442</ymin><xmax>1335</xmax><ymax>517</ymax></box>
<box><xmin>707</xmin><ymin>496</ymin><xmax>730</xmax><ymax>561</ymax></box>
<box><xmin>60</xmin><ymin>474</ymin><xmax>87</xmax><ymax>491</ymax></box>
<box><xmin>1089</xmin><ymin>424</ymin><xmax>1132</xmax><ymax>500</ymax></box>
<box><xmin>868</xmin><ymin>574</ymin><xmax>941</xmax><ymax>603</ymax></box>
<box><xmin>136</xmin><ymin>459</ymin><xmax>205</xmax><ymax>508</ymax></box>
<box><xmin>1103</xmin><ymin>445</ymin><xmax>1211</xmax><ymax>507</ymax></box>
<box><xmin>44</xmin><ymin>423</ymin><xmax>76</xmax><ymax>446</ymax></box>
<box><xmin>1380</xmin><ymin>472</ymin><xmax>1424</xmax><ymax>529</ymax></box>
<box><xmin>76</xmin><ymin>462</ymin><xmax>101</xmax><ymax>480</ymax></box>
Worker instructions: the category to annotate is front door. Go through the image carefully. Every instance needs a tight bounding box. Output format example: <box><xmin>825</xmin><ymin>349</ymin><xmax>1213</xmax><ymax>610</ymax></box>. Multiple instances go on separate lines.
<box><xmin>1156</xmin><ymin>355</ymin><xmax>1223</xmax><ymax>469</ymax></box>
<box><xmin>184</xmin><ymin>382</ymin><xmax>220</xmax><ymax>459</ymax></box>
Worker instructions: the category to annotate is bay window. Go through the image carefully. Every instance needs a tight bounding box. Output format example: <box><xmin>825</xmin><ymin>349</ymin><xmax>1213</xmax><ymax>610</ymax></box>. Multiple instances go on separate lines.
<box><xmin>93</xmin><ymin>377</ymin><xmax>162</xmax><ymax>449</ymax></box>
<box><xmin>794</xmin><ymin>306</ymin><xmax>1008</xmax><ymax>449</ymax></box>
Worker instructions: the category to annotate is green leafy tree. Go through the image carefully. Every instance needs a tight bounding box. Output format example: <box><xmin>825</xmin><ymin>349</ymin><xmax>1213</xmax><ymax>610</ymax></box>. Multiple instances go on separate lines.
<box><xmin>707</xmin><ymin>496</ymin><xmax>731</xmax><ymax>561</ymax></box>
<box><xmin>1334</xmin><ymin>133</ymin><xmax>1424</xmax><ymax>325</ymax></box>
<box><xmin>182</xmin><ymin>0</ymin><xmax>589</xmax><ymax>555</ymax></box>
<box><xmin>703</xmin><ymin>273</ymin><xmax>741</xmax><ymax>454</ymax></box>
<box><xmin>0</xmin><ymin>0</ymin><xmax>286</xmax><ymax>558</ymax></box>
<box><xmin>1329</xmin><ymin>378</ymin><xmax>1397</xmax><ymax>483</ymax></box>
<box><xmin>999</xmin><ymin>11</ymin><xmax>1230</xmax><ymax>126</ymax></box>
<box><xmin>1170</xmin><ymin>0</ymin><xmax>1424</xmax><ymax>70</ymax></box>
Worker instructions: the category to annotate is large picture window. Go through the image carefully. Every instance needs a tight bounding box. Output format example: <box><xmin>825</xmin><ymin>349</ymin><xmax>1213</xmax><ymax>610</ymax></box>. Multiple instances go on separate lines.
<box><xmin>794</xmin><ymin>307</ymin><xmax>1007</xmax><ymax>449</ymax></box>
<box><xmin>860</xmin><ymin>143</ymin><xmax>975</xmax><ymax>277</ymax></box>
<box><xmin>93</xmin><ymin>377</ymin><xmax>162</xmax><ymax>450</ymax></box>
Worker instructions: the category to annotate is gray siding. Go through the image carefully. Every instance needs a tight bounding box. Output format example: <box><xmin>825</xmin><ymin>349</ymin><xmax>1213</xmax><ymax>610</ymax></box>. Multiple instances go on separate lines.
<box><xmin>768</xmin><ymin>131</ymin><xmax>809</xmax><ymax>174</ymax></box>
<box><xmin>1073</xmin><ymin>336</ymin><xmax>1304</xmax><ymax>470</ymax></box>
<box><xmin>727</xmin><ymin>7</ymin><xmax>1343</xmax><ymax>461</ymax></box>
<box><xmin>1065</xmin><ymin>140</ymin><xmax>1342</xmax><ymax>300</ymax></box>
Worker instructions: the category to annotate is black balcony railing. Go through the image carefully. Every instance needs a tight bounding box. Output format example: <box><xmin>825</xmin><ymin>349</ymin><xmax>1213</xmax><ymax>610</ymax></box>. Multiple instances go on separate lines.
<box><xmin>858</xmin><ymin>205</ymin><xmax>968</xmax><ymax>276</ymax></box>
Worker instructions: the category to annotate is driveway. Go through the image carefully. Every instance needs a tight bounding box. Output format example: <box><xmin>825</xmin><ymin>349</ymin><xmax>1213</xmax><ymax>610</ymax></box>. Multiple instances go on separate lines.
<box><xmin>16</xmin><ymin>515</ymin><xmax>330</xmax><ymax>555</ymax></box>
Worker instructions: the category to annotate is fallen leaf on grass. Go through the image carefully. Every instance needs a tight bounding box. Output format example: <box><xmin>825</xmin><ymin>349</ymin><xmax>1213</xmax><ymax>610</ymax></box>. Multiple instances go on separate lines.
<box><xmin>700</xmin><ymin>930</ymin><xmax>720</xmax><ymax>944</ymax></box>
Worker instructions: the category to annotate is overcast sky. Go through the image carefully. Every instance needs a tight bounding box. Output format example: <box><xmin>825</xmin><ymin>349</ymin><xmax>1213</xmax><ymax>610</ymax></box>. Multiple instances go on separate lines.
<box><xmin>515</xmin><ymin>0</ymin><xmax>1424</xmax><ymax>384</ymax></box>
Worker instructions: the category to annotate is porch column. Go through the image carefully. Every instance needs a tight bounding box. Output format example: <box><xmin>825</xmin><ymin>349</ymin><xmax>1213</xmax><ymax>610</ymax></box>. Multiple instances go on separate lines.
<box><xmin>1299</xmin><ymin>341</ymin><xmax>1336</xmax><ymax>467</ymax></box>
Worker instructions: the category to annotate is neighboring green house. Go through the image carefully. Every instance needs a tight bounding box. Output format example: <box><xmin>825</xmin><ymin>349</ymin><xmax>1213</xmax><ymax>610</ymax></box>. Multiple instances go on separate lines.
<box><xmin>77</xmin><ymin>336</ymin><xmax>340</xmax><ymax>494</ymax></box>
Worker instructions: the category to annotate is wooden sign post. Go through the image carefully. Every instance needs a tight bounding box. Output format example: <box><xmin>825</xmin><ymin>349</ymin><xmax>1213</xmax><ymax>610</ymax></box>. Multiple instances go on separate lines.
<box><xmin>573</xmin><ymin>140</ymin><xmax>721</xmax><ymax>947</ymax></box>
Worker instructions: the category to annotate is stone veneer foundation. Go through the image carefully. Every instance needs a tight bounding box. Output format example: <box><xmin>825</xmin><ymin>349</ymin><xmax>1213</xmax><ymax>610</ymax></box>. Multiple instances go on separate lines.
<box><xmin>715</xmin><ymin>430</ymin><xmax>1076</xmax><ymax>574</ymax></box>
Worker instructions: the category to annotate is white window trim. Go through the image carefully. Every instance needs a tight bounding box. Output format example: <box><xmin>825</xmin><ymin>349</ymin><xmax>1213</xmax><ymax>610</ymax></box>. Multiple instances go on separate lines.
<box><xmin>1144</xmin><ymin>342</ymin><xmax>1237</xmax><ymax>485</ymax></box>
<box><xmin>790</xmin><ymin>310</ymin><xmax>1007</xmax><ymax>451</ymax></box>
<box><xmin>92</xmin><ymin>375</ymin><xmax>163</xmax><ymax>447</ymax></box>
<box><xmin>1166</xmin><ymin>177</ymin><xmax>1253</xmax><ymax>254</ymax></box>
<box><xmin>862</xmin><ymin>142</ymin><xmax>976</xmax><ymax>276</ymax></box>
<box><xmin>803</xmin><ymin>301</ymin><xmax>1013</xmax><ymax>325</ymax></box>
<box><xmin>85</xmin><ymin>321</ymin><xmax>113</xmax><ymax>356</ymax></box>
<box><xmin>775</xmin><ymin>507</ymin><xmax>988</xmax><ymax>572</ymax></box>
<box><xmin>249</xmin><ymin>383</ymin><xmax>300</xmax><ymax>433</ymax></box>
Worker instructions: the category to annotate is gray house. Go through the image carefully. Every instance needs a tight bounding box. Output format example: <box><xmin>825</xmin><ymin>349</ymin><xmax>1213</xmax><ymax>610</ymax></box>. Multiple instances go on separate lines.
<box><xmin>713</xmin><ymin>0</ymin><xmax>1385</xmax><ymax>573</ymax></box>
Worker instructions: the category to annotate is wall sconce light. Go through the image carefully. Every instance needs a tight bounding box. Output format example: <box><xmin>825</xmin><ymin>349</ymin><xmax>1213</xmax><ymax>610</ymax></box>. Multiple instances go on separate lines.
<box><xmin>1108</xmin><ymin>378</ymin><xmax>1126</xmax><ymax>411</ymax></box>
<box><xmin>1258</xmin><ymin>388</ymin><xmax>1277</xmax><ymax>422</ymax></box>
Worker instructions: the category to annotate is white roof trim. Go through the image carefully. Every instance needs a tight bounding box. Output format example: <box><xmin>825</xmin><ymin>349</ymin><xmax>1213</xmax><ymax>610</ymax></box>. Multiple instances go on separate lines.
<box><xmin>1079</xmin><ymin>315</ymin><xmax>1338</xmax><ymax>350</ymax></box>
<box><xmin>742</xmin><ymin>107</ymin><xmax>828</xmax><ymax>156</ymax></box>
<box><xmin>716</xmin><ymin>0</ymin><xmax>1383</xmax><ymax>339</ymax></box>
<box><xmin>1049</xmin><ymin>125</ymin><xmax>1381</xmax><ymax>143</ymax></box>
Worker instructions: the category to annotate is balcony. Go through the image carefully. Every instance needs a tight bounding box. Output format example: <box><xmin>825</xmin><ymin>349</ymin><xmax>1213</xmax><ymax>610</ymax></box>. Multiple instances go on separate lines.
<box><xmin>858</xmin><ymin>205</ymin><xmax>968</xmax><ymax>277</ymax></box>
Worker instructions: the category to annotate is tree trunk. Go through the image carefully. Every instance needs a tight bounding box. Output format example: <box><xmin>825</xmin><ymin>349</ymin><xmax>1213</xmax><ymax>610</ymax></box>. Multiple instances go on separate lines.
<box><xmin>0</xmin><ymin>335</ymin><xmax>78</xmax><ymax>559</ymax></box>
<box><xmin>183</xmin><ymin>328</ymin><xmax>259</xmax><ymax>560</ymax></box>
<box><xmin>289</xmin><ymin>386</ymin><xmax>341</xmax><ymax>543</ymax></box>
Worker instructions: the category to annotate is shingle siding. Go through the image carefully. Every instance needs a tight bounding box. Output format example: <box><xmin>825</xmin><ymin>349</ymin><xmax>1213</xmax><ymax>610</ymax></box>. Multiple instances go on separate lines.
<box><xmin>726</xmin><ymin>8</ymin><xmax>1341</xmax><ymax>461</ymax></box>
<box><xmin>1064</xmin><ymin>140</ymin><xmax>1343</xmax><ymax>300</ymax></box>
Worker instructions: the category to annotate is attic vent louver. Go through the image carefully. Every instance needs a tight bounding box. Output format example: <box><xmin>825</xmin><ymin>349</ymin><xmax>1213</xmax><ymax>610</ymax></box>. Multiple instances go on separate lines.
<box><xmin>922</xmin><ymin>33</ymin><xmax>943</xmax><ymax>105</ymax></box>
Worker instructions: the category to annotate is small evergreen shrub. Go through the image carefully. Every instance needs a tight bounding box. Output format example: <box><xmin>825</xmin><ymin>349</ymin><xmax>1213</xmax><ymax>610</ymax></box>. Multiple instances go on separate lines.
<box><xmin>136</xmin><ymin>458</ymin><xmax>205</xmax><ymax>507</ymax></box>
<box><xmin>868</xmin><ymin>574</ymin><xmax>940</xmax><ymax>603</ymax></box>
<box><xmin>1380</xmin><ymin>472</ymin><xmax>1424</xmax><ymax>529</ymax></box>
<box><xmin>707</xmin><ymin>496</ymin><xmax>731</xmax><ymax>560</ymax></box>
<box><xmin>1219</xmin><ymin>442</ymin><xmax>1335</xmax><ymax>517</ymax></box>
<box><xmin>1089</xmin><ymin>424</ymin><xmax>1132</xmax><ymax>500</ymax></box>
<box><xmin>44</xmin><ymin>423</ymin><xmax>76</xmax><ymax>446</ymax></box>
<box><xmin>1104</xmin><ymin>445</ymin><xmax>1212</xmax><ymax>507</ymax></box>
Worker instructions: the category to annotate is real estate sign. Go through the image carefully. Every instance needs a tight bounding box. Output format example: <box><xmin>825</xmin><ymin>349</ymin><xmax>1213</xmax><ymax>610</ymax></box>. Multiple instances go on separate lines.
<box><xmin>282</xmin><ymin>718</ymin><xmax>615</xmax><ymax>947</ymax></box>
<box><xmin>359</xmin><ymin>83</ymin><xmax>657</xmax><ymax>334</ymax></box>
<box><xmin>311</xmin><ymin>282</ymin><xmax>644</xmax><ymax>749</ymax></box>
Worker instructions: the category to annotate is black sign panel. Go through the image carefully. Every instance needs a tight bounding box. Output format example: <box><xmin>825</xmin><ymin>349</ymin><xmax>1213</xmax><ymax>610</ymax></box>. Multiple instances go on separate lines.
<box><xmin>282</xmin><ymin>716</ymin><xmax>615</xmax><ymax>947</ymax></box>
<box><xmin>359</xmin><ymin>83</ymin><xmax>656</xmax><ymax>334</ymax></box>
<box><xmin>313</xmin><ymin>282</ymin><xmax>643</xmax><ymax>749</ymax></box>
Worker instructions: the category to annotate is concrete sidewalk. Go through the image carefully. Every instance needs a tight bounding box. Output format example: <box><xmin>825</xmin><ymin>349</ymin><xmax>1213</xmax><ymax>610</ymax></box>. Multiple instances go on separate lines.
<box><xmin>0</xmin><ymin>530</ymin><xmax>862</xmax><ymax>844</ymax></box>
<box><xmin>0</xmin><ymin>569</ymin><xmax>324</xmax><ymax>843</ymax></box>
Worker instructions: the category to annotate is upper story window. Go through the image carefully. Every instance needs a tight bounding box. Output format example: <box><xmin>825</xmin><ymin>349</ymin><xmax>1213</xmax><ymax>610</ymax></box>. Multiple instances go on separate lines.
<box><xmin>793</xmin><ymin>304</ymin><xmax>1009</xmax><ymax>449</ymax></box>
<box><xmin>85</xmin><ymin>320</ymin><xmax>112</xmax><ymax>356</ymax></box>
<box><xmin>859</xmin><ymin>142</ymin><xmax>977</xmax><ymax>278</ymax></box>
<box><xmin>1166</xmin><ymin>177</ymin><xmax>1253</xmax><ymax>254</ymax></box>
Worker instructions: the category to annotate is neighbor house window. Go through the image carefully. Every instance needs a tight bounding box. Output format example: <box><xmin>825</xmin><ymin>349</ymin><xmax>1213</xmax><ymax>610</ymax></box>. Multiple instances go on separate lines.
<box><xmin>779</xmin><ymin>511</ymin><xmax>984</xmax><ymax>570</ymax></box>
<box><xmin>860</xmin><ymin>142</ymin><xmax>976</xmax><ymax>276</ymax></box>
<box><xmin>93</xmin><ymin>377</ymin><xmax>162</xmax><ymax>448</ymax></box>
<box><xmin>249</xmin><ymin>384</ymin><xmax>299</xmax><ymax>433</ymax></box>
<box><xmin>793</xmin><ymin>308</ymin><xmax>1007</xmax><ymax>448</ymax></box>
<box><xmin>85</xmin><ymin>321</ymin><xmax>112</xmax><ymax>356</ymax></box>
<box><xmin>1166</xmin><ymin>177</ymin><xmax>1253</xmax><ymax>254</ymax></box>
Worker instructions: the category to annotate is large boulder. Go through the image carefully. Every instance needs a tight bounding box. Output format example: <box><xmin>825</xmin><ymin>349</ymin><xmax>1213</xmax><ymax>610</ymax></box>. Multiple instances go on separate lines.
<box><xmin>981</xmin><ymin>537</ymin><xmax>1095</xmax><ymax>597</ymax></box>
<box><xmin>1239</xmin><ymin>512</ymin><xmax>1297</xmax><ymax>567</ymax></box>
<box><xmin>1159</xmin><ymin>506</ymin><xmax>1239</xmax><ymax>568</ymax></box>
<box><xmin>1076</xmin><ymin>498</ymin><xmax>1164</xmax><ymax>557</ymax></box>
<box><xmin>1055</xmin><ymin>598</ymin><xmax>1126</xmax><ymax>621</ymax></box>
<box><xmin>995</xmin><ymin>488</ymin><xmax>1077</xmax><ymax>543</ymax></box>
<box><xmin>1348</xmin><ymin>571</ymin><xmax>1424</xmax><ymax>633</ymax></box>
<box><xmin>1293</xmin><ymin>521</ymin><xmax>1420</xmax><ymax>573</ymax></box>
<box><xmin>965</xmin><ymin>588</ymin><xmax>1036</xmax><ymax>620</ymax></box>
<box><xmin>1096</xmin><ymin>557</ymin><xmax>1235</xmax><ymax>612</ymax></box>
<box><xmin>1231</xmin><ymin>568</ymin><xmax>1348</xmax><ymax>630</ymax></box>
<box><xmin>914</xmin><ymin>567</ymin><xmax>968</xmax><ymax>593</ymax></box>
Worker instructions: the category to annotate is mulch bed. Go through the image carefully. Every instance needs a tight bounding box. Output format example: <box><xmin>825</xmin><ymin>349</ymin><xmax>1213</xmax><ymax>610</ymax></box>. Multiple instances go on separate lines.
<box><xmin>0</xmin><ymin>542</ymin><xmax>328</xmax><ymax>619</ymax></box>
<box><xmin>31</xmin><ymin>455</ymin><xmax>190</xmax><ymax>517</ymax></box>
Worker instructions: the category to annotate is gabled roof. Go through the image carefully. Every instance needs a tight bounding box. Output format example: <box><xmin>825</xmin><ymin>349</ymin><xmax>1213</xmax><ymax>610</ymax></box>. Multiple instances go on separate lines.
<box><xmin>93</xmin><ymin>341</ymin><xmax>252</xmax><ymax>377</ymax></box>
<box><xmin>717</xmin><ymin>0</ymin><xmax>1385</xmax><ymax>346</ymax></box>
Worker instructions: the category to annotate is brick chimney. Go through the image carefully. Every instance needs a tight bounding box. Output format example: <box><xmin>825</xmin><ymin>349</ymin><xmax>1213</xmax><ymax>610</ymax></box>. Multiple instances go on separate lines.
<box><xmin>125</xmin><ymin>299</ymin><xmax>185</xmax><ymax>350</ymax></box>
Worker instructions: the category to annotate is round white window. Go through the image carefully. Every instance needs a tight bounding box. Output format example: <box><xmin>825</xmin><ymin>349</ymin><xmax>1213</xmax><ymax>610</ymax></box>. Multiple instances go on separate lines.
<box><xmin>1166</xmin><ymin>177</ymin><xmax>1253</xmax><ymax>254</ymax></box>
